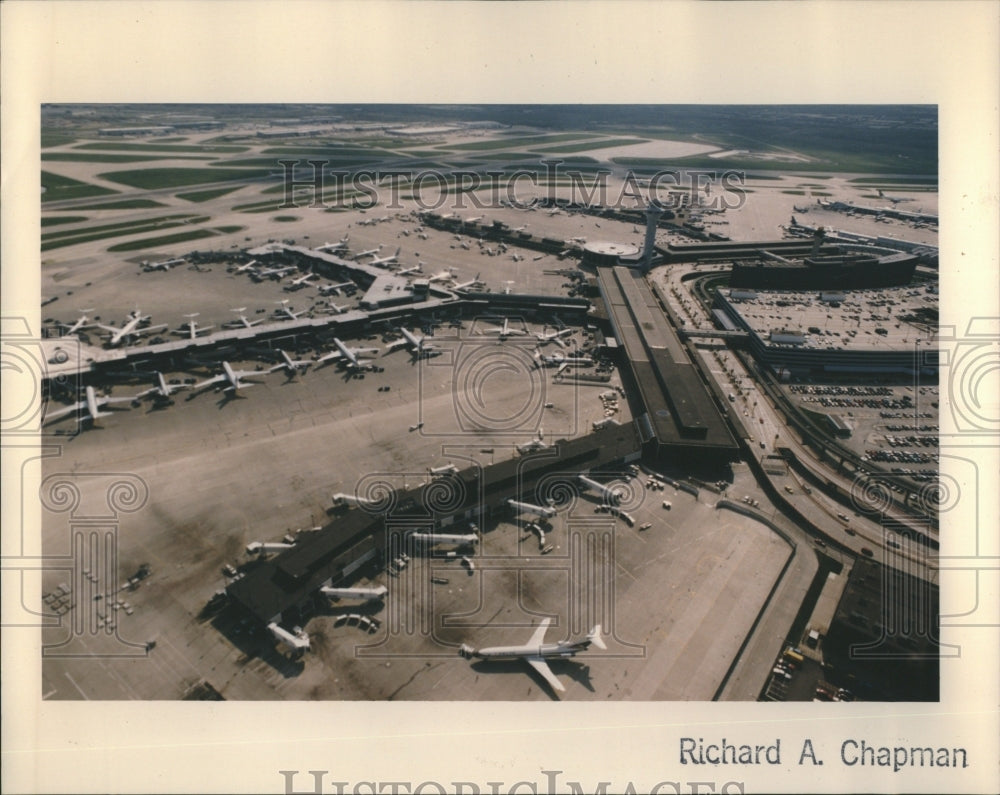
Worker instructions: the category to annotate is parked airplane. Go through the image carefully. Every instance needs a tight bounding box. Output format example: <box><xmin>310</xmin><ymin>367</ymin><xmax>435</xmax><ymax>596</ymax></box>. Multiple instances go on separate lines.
<box><xmin>534</xmin><ymin>328</ymin><xmax>573</xmax><ymax>347</ymax></box>
<box><xmin>58</xmin><ymin>309</ymin><xmax>94</xmax><ymax>336</ymax></box>
<box><xmin>315</xmin><ymin>235</ymin><xmax>350</xmax><ymax>252</ymax></box>
<box><xmin>352</xmin><ymin>244</ymin><xmax>383</xmax><ymax>260</ymax></box>
<box><xmin>191</xmin><ymin>361</ymin><xmax>262</xmax><ymax>394</ymax></box>
<box><xmin>174</xmin><ymin>313</ymin><xmax>214</xmax><ymax>340</ymax></box>
<box><xmin>314</xmin><ymin>338</ymin><xmax>380</xmax><ymax>370</ymax></box>
<box><xmin>387</xmin><ymin>327</ymin><xmax>438</xmax><ymax>356</ymax></box>
<box><xmin>578</xmin><ymin>474</ymin><xmax>624</xmax><ymax>505</ymax></box>
<box><xmin>133</xmin><ymin>372</ymin><xmax>187</xmax><ymax>404</ymax></box>
<box><xmin>44</xmin><ymin>385</ymin><xmax>133</xmax><ymax>425</ymax></box>
<box><xmin>93</xmin><ymin>311</ymin><xmax>167</xmax><ymax>347</ymax></box>
<box><xmin>284</xmin><ymin>270</ymin><xmax>318</xmax><ymax>290</ymax></box>
<box><xmin>319</xmin><ymin>585</ymin><xmax>387</xmax><ymax>602</ymax></box>
<box><xmin>232</xmin><ymin>259</ymin><xmax>259</xmax><ymax>274</ymax></box>
<box><xmin>368</xmin><ymin>246</ymin><xmax>402</xmax><ymax>267</ymax></box>
<box><xmin>317</xmin><ymin>281</ymin><xmax>355</xmax><ymax>296</ymax></box>
<box><xmin>409</xmin><ymin>532</ymin><xmax>479</xmax><ymax>547</ymax></box>
<box><xmin>268</xmin><ymin>622</ymin><xmax>310</xmax><ymax>655</ymax></box>
<box><xmin>428</xmin><ymin>267</ymin><xmax>458</xmax><ymax>283</ymax></box>
<box><xmin>481</xmin><ymin>317</ymin><xmax>527</xmax><ymax>339</ymax></box>
<box><xmin>459</xmin><ymin>617</ymin><xmax>605</xmax><ymax>694</ymax></box>
<box><xmin>507</xmin><ymin>498</ymin><xmax>556</xmax><ymax>519</ymax></box>
<box><xmin>269</xmin><ymin>349</ymin><xmax>312</xmax><ymax>378</ymax></box>
<box><xmin>225</xmin><ymin>307</ymin><xmax>263</xmax><ymax>329</ymax></box>
<box><xmin>142</xmin><ymin>257</ymin><xmax>185</xmax><ymax>272</ymax></box>
<box><xmin>877</xmin><ymin>189</ymin><xmax>914</xmax><ymax>205</ymax></box>
<box><xmin>397</xmin><ymin>264</ymin><xmax>423</xmax><ymax>277</ymax></box>
<box><xmin>253</xmin><ymin>265</ymin><xmax>297</xmax><ymax>281</ymax></box>
<box><xmin>452</xmin><ymin>272</ymin><xmax>484</xmax><ymax>291</ymax></box>
<box><xmin>319</xmin><ymin>300</ymin><xmax>350</xmax><ymax>315</ymax></box>
<box><xmin>516</xmin><ymin>429</ymin><xmax>549</xmax><ymax>454</ymax></box>
<box><xmin>273</xmin><ymin>300</ymin><xmax>307</xmax><ymax>321</ymax></box>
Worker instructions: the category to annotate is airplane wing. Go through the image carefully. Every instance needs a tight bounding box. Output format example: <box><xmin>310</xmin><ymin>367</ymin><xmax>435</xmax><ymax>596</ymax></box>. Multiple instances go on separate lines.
<box><xmin>133</xmin><ymin>323</ymin><xmax>168</xmax><ymax>336</ymax></box>
<box><xmin>43</xmin><ymin>400</ymin><xmax>87</xmax><ymax>423</ymax></box>
<box><xmin>386</xmin><ymin>339</ymin><xmax>410</xmax><ymax>351</ymax></box>
<box><xmin>526</xmin><ymin>657</ymin><xmax>565</xmax><ymax>693</ymax></box>
<box><xmin>527</xmin><ymin>617</ymin><xmax>552</xmax><ymax>647</ymax></box>
<box><xmin>315</xmin><ymin>350</ymin><xmax>343</xmax><ymax>363</ymax></box>
<box><xmin>192</xmin><ymin>374</ymin><xmax>226</xmax><ymax>390</ymax></box>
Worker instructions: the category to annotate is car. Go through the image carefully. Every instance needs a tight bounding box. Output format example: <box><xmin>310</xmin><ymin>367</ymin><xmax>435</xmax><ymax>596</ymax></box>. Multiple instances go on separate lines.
<box><xmin>861</xmin><ymin>547</ymin><xmax>874</xmax><ymax>557</ymax></box>
<box><xmin>844</xmin><ymin>527</ymin><xmax>857</xmax><ymax>536</ymax></box>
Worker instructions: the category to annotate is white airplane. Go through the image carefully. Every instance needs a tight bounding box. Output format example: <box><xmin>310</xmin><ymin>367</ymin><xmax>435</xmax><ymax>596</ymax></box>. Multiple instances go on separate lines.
<box><xmin>319</xmin><ymin>300</ymin><xmax>349</xmax><ymax>315</ymax></box>
<box><xmin>319</xmin><ymin>585</ymin><xmax>387</xmax><ymax>602</ymax></box>
<box><xmin>191</xmin><ymin>361</ymin><xmax>261</xmax><ymax>394</ymax></box>
<box><xmin>285</xmin><ymin>270</ymin><xmax>318</xmax><ymax>289</ymax></box>
<box><xmin>516</xmin><ymin>429</ymin><xmax>549</xmax><ymax>454</ymax></box>
<box><xmin>578</xmin><ymin>474</ymin><xmax>624</xmax><ymax>505</ymax></box>
<box><xmin>397</xmin><ymin>263</ymin><xmax>423</xmax><ymax>277</ymax></box>
<box><xmin>315</xmin><ymin>236</ymin><xmax>350</xmax><ymax>252</ymax></box>
<box><xmin>226</xmin><ymin>307</ymin><xmax>263</xmax><ymax>329</ymax></box>
<box><xmin>133</xmin><ymin>372</ymin><xmax>187</xmax><ymax>403</ymax></box>
<box><xmin>268</xmin><ymin>622</ymin><xmax>310</xmax><ymax>654</ymax></box>
<box><xmin>408</xmin><ymin>532</ymin><xmax>479</xmax><ymax>547</ymax></box>
<box><xmin>273</xmin><ymin>300</ymin><xmax>307</xmax><ymax>321</ymax></box>
<box><xmin>459</xmin><ymin>617</ymin><xmax>605</xmax><ymax>694</ymax></box>
<box><xmin>534</xmin><ymin>351</ymin><xmax>592</xmax><ymax>370</ymax></box>
<box><xmin>269</xmin><ymin>349</ymin><xmax>312</xmax><ymax>378</ymax></box>
<box><xmin>174</xmin><ymin>313</ymin><xmax>214</xmax><ymax>340</ymax></box>
<box><xmin>512</xmin><ymin>225</ymin><xmax>528</xmax><ymax>232</ymax></box>
<box><xmin>465</xmin><ymin>215</ymin><xmax>484</xmax><ymax>223</ymax></box>
<box><xmin>254</xmin><ymin>265</ymin><xmax>297</xmax><ymax>281</ymax></box>
<box><xmin>368</xmin><ymin>246</ymin><xmax>402</xmax><ymax>267</ymax></box>
<box><xmin>480</xmin><ymin>317</ymin><xmax>527</xmax><ymax>339</ymax></box>
<box><xmin>352</xmin><ymin>244</ymin><xmax>383</xmax><ymax>260</ymax></box>
<box><xmin>142</xmin><ymin>257</ymin><xmax>185</xmax><ymax>272</ymax></box>
<box><xmin>534</xmin><ymin>328</ymin><xmax>573</xmax><ymax>348</ymax></box>
<box><xmin>314</xmin><ymin>338</ymin><xmax>380</xmax><ymax>370</ymax></box>
<box><xmin>44</xmin><ymin>385</ymin><xmax>133</xmax><ymax>425</ymax></box>
<box><xmin>877</xmin><ymin>189</ymin><xmax>914</xmax><ymax>205</ymax></box>
<box><xmin>232</xmin><ymin>259</ymin><xmax>259</xmax><ymax>274</ymax></box>
<box><xmin>58</xmin><ymin>309</ymin><xmax>95</xmax><ymax>335</ymax></box>
<box><xmin>451</xmin><ymin>272</ymin><xmax>484</xmax><ymax>291</ymax></box>
<box><xmin>428</xmin><ymin>267</ymin><xmax>457</xmax><ymax>283</ymax></box>
<box><xmin>93</xmin><ymin>311</ymin><xmax>167</xmax><ymax>347</ymax></box>
<box><xmin>507</xmin><ymin>498</ymin><xmax>556</xmax><ymax>519</ymax></box>
<box><xmin>317</xmin><ymin>281</ymin><xmax>355</xmax><ymax>296</ymax></box>
<box><xmin>387</xmin><ymin>327</ymin><xmax>438</xmax><ymax>356</ymax></box>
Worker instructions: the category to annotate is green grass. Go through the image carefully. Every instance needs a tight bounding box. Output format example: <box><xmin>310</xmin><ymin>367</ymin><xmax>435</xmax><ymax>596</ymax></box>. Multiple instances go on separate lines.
<box><xmin>41</xmin><ymin>215</ymin><xmax>88</xmax><ymax>227</ymax></box>
<box><xmin>215</xmin><ymin>225</ymin><xmax>245</xmax><ymax>234</ymax></box>
<box><xmin>532</xmin><ymin>138</ymin><xmax>647</xmax><ymax>154</ymax></box>
<box><xmin>260</xmin><ymin>146</ymin><xmax>382</xmax><ymax>157</ymax></box>
<box><xmin>98</xmin><ymin>167</ymin><xmax>276</xmax><ymax>190</ymax></box>
<box><xmin>43</xmin><ymin>152</ymin><xmax>213</xmax><ymax>163</ymax></box>
<box><xmin>41</xmin><ymin>171</ymin><xmax>118</xmax><ymax>203</ymax></box>
<box><xmin>439</xmin><ymin>133</ymin><xmax>606</xmax><ymax>152</ymax></box>
<box><xmin>272</xmin><ymin>215</ymin><xmax>300</xmax><ymax>222</ymax></box>
<box><xmin>176</xmin><ymin>186</ymin><xmax>242</xmax><ymax>202</ymax></box>
<box><xmin>41</xmin><ymin>132</ymin><xmax>78</xmax><ymax>148</ymax></box>
<box><xmin>41</xmin><ymin>215</ymin><xmax>210</xmax><ymax>250</ymax></box>
<box><xmin>77</xmin><ymin>142</ymin><xmax>249</xmax><ymax>153</ymax></box>
<box><xmin>72</xmin><ymin>199</ymin><xmax>166</xmax><ymax>210</ymax></box>
<box><xmin>42</xmin><ymin>213</ymin><xmax>206</xmax><ymax>240</ymax></box>
<box><xmin>107</xmin><ymin>228</ymin><xmax>219</xmax><ymax>252</ymax></box>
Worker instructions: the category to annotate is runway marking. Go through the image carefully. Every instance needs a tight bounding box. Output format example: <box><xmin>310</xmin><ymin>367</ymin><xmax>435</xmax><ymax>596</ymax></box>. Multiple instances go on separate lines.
<box><xmin>64</xmin><ymin>672</ymin><xmax>88</xmax><ymax>700</ymax></box>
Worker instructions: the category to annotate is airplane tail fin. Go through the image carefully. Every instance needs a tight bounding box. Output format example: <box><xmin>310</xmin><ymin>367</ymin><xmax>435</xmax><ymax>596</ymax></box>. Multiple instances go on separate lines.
<box><xmin>458</xmin><ymin>643</ymin><xmax>476</xmax><ymax>659</ymax></box>
<box><xmin>587</xmin><ymin>625</ymin><xmax>607</xmax><ymax>650</ymax></box>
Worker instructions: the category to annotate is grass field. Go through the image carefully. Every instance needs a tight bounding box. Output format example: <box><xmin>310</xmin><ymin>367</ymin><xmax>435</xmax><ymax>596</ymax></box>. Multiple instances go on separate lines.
<box><xmin>42</xmin><ymin>214</ymin><xmax>206</xmax><ymax>241</ymax></box>
<box><xmin>98</xmin><ymin>167</ymin><xmax>276</xmax><ymax>190</ymax></box>
<box><xmin>41</xmin><ymin>132</ymin><xmax>79</xmax><ymax>148</ymax></box>
<box><xmin>72</xmin><ymin>199</ymin><xmax>167</xmax><ymax>210</ymax></box>
<box><xmin>41</xmin><ymin>216</ymin><xmax>89</xmax><ymax>227</ymax></box>
<box><xmin>107</xmin><ymin>228</ymin><xmax>219</xmax><ymax>252</ymax></box>
<box><xmin>77</xmin><ymin>142</ymin><xmax>250</xmax><ymax>153</ymax></box>
<box><xmin>41</xmin><ymin>215</ymin><xmax>210</xmax><ymax>251</ymax></box>
<box><xmin>41</xmin><ymin>171</ymin><xmax>118</xmax><ymax>203</ymax></box>
<box><xmin>215</xmin><ymin>225</ymin><xmax>245</xmax><ymax>234</ymax></box>
<box><xmin>438</xmin><ymin>133</ymin><xmax>604</xmax><ymax>152</ymax></box>
<box><xmin>176</xmin><ymin>186</ymin><xmax>242</xmax><ymax>203</ymax></box>
<box><xmin>533</xmin><ymin>137</ymin><xmax>646</xmax><ymax>154</ymax></box>
<box><xmin>43</xmin><ymin>153</ymin><xmax>214</xmax><ymax>163</ymax></box>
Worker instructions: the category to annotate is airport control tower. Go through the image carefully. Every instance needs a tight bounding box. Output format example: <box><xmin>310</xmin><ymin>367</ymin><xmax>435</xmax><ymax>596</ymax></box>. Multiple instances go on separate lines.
<box><xmin>642</xmin><ymin>203</ymin><xmax>664</xmax><ymax>270</ymax></box>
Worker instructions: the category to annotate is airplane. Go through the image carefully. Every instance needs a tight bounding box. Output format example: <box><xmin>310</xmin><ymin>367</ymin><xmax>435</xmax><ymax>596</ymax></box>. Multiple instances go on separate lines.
<box><xmin>480</xmin><ymin>317</ymin><xmax>527</xmax><ymax>339</ymax></box>
<box><xmin>408</xmin><ymin>532</ymin><xmax>479</xmax><ymax>547</ymax></box>
<box><xmin>142</xmin><ymin>257</ymin><xmax>185</xmax><ymax>272</ymax></box>
<box><xmin>502</xmin><ymin>281</ymin><xmax>515</xmax><ymax>295</ymax></box>
<box><xmin>44</xmin><ymin>385</ymin><xmax>133</xmax><ymax>426</ymax></box>
<box><xmin>319</xmin><ymin>584</ymin><xmax>387</xmax><ymax>602</ymax></box>
<box><xmin>318</xmin><ymin>300</ymin><xmax>349</xmax><ymax>315</ymax></box>
<box><xmin>512</xmin><ymin>225</ymin><xmax>528</xmax><ymax>232</ymax></box>
<box><xmin>534</xmin><ymin>328</ymin><xmax>573</xmax><ymax>348</ymax></box>
<box><xmin>387</xmin><ymin>327</ymin><xmax>440</xmax><ymax>358</ymax></box>
<box><xmin>507</xmin><ymin>498</ymin><xmax>556</xmax><ymax>519</ymax></box>
<box><xmin>317</xmin><ymin>281</ymin><xmax>355</xmax><ymax>296</ymax></box>
<box><xmin>93</xmin><ymin>311</ymin><xmax>167</xmax><ymax>347</ymax></box>
<box><xmin>459</xmin><ymin>617</ymin><xmax>606</xmax><ymax>694</ymax></box>
<box><xmin>877</xmin><ymin>189</ymin><xmax>914</xmax><ymax>205</ymax></box>
<box><xmin>132</xmin><ymin>372</ymin><xmax>187</xmax><ymax>404</ymax></box>
<box><xmin>397</xmin><ymin>263</ymin><xmax>423</xmax><ymax>276</ymax></box>
<box><xmin>58</xmin><ymin>309</ymin><xmax>95</xmax><ymax>336</ymax></box>
<box><xmin>451</xmin><ymin>272</ymin><xmax>484</xmax><ymax>291</ymax></box>
<box><xmin>232</xmin><ymin>259</ymin><xmax>259</xmax><ymax>274</ymax></box>
<box><xmin>464</xmin><ymin>215</ymin><xmax>484</xmax><ymax>224</ymax></box>
<box><xmin>284</xmin><ymin>270</ymin><xmax>318</xmax><ymax>290</ymax></box>
<box><xmin>368</xmin><ymin>246</ymin><xmax>402</xmax><ymax>267</ymax></box>
<box><xmin>314</xmin><ymin>236</ymin><xmax>350</xmax><ymax>252</ymax></box>
<box><xmin>428</xmin><ymin>267</ymin><xmax>458</xmax><ymax>283</ymax></box>
<box><xmin>578</xmin><ymin>474</ymin><xmax>624</xmax><ymax>505</ymax></box>
<box><xmin>269</xmin><ymin>349</ymin><xmax>312</xmax><ymax>378</ymax></box>
<box><xmin>190</xmin><ymin>361</ymin><xmax>262</xmax><ymax>395</ymax></box>
<box><xmin>352</xmin><ymin>244</ymin><xmax>383</xmax><ymax>260</ymax></box>
<box><xmin>516</xmin><ymin>429</ymin><xmax>549</xmax><ymax>454</ymax></box>
<box><xmin>225</xmin><ymin>307</ymin><xmax>263</xmax><ymax>329</ymax></box>
<box><xmin>253</xmin><ymin>265</ymin><xmax>297</xmax><ymax>281</ymax></box>
<box><xmin>174</xmin><ymin>313</ymin><xmax>214</xmax><ymax>340</ymax></box>
<box><xmin>273</xmin><ymin>300</ymin><xmax>307</xmax><ymax>321</ymax></box>
<box><xmin>268</xmin><ymin>622</ymin><xmax>310</xmax><ymax>655</ymax></box>
<box><xmin>314</xmin><ymin>338</ymin><xmax>380</xmax><ymax>370</ymax></box>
